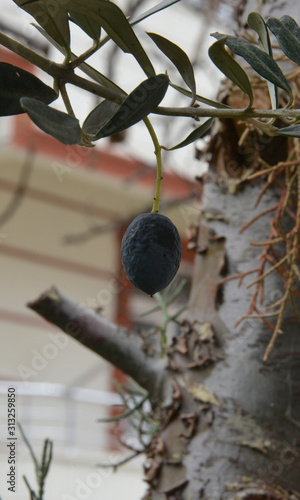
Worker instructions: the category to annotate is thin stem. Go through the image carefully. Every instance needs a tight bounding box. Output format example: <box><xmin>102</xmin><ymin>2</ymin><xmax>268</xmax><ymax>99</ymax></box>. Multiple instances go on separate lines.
<box><xmin>59</xmin><ymin>83</ymin><xmax>76</xmax><ymax>117</ymax></box>
<box><xmin>69</xmin><ymin>39</ymin><xmax>102</xmax><ymax>70</ymax></box>
<box><xmin>155</xmin><ymin>105</ymin><xmax>300</xmax><ymax>121</ymax></box>
<box><xmin>96</xmin><ymin>451</ymin><xmax>141</xmax><ymax>469</ymax></box>
<box><xmin>0</xmin><ymin>31</ymin><xmax>56</xmax><ymax>75</ymax></box>
<box><xmin>97</xmin><ymin>393</ymin><xmax>148</xmax><ymax>422</ymax></box>
<box><xmin>143</xmin><ymin>117</ymin><xmax>163</xmax><ymax>214</ymax></box>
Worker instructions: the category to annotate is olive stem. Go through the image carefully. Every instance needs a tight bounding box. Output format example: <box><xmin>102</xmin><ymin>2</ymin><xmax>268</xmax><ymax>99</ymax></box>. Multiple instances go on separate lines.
<box><xmin>143</xmin><ymin>117</ymin><xmax>163</xmax><ymax>214</ymax></box>
<box><xmin>59</xmin><ymin>82</ymin><xmax>76</xmax><ymax>117</ymax></box>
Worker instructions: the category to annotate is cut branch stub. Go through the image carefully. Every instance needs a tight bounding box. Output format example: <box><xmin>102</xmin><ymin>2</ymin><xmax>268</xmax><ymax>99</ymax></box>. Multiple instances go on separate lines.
<box><xmin>27</xmin><ymin>287</ymin><xmax>173</xmax><ymax>406</ymax></box>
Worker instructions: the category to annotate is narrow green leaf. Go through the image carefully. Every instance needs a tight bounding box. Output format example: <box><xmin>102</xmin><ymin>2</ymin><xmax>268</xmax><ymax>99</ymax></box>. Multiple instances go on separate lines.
<box><xmin>13</xmin><ymin>0</ymin><xmax>70</xmax><ymax>51</ymax></box>
<box><xmin>69</xmin><ymin>0</ymin><xmax>155</xmax><ymax>77</ymax></box>
<box><xmin>170</xmin><ymin>82</ymin><xmax>231</xmax><ymax>109</ymax></box>
<box><xmin>16</xmin><ymin>0</ymin><xmax>155</xmax><ymax>77</ymax></box>
<box><xmin>20</xmin><ymin>97</ymin><xmax>81</xmax><ymax>145</ymax></box>
<box><xmin>69</xmin><ymin>11</ymin><xmax>101</xmax><ymax>40</ymax></box>
<box><xmin>147</xmin><ymin>32</ymin><xmax>196</xmax><ymax>102</ymax></box>
<box><xmin>0</xmin><ymin>62</ymin><xmax>57</xmax><ymax>116</ymax></box>
<box><xmin>266</xmin><ymin>16</ymin><xmax>300</xmax><ymax>67</ymax></box>
<box><xmin>165</xmin><ymin>118</ymin><xmax>214</xmax><ymax>150</ymax></box>
<box><xmin>248</xmin><ymin>11</ymin><xmax>278</xmax><ymax>109</ymax></box>
<box><xmin>131</xmin><ymin>0</ymin><xmax>180</xmax><ymax>25</ymax></box>
<box><xmin>248</xmin><ymin>12</ymin><xmax>272</xmax><ymax>53</ymax></box>
<box><xmin>212</xmin><ymin>32</ymin><xmax>291</xmax><ymax>96</ymax></box>
<box><xmin>92</xmin><ymin>74</ymin><xmax>169</xmax><ymax>139</ymax></box>
<box><xmin>208</xmin><ymin>36</ymin><xmax>253</xmax><ymax>107</ymax></box>
<box><xmin>275</xmin><ymin>123</ymin><xmax>300</xmax><ymax>138</ymax></box>
<box><xmin>82</xmin><ymin>100</ymin><xmax>121</xmax><ymax>135</ymax></box>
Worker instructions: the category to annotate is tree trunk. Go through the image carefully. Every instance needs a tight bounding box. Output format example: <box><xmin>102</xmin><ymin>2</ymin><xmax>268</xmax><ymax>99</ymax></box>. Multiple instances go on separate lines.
<box><xmin>174</xmin><ymin>181</ymin><xmax>300</xmax><ymax>499</ymax></box>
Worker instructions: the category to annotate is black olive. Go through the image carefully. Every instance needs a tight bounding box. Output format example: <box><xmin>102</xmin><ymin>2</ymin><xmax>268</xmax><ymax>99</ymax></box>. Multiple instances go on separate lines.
<box><xmin>121</xmin><ymin>213</ymin><xmax>182</xmax><ymax>295</ymax></box>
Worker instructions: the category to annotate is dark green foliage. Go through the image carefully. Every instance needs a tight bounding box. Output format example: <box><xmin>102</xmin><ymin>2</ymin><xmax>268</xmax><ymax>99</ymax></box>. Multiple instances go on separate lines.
<box><xmin>69</xmin><ymin>11</ymin><xmax>101</xmax><ymax>41</ymax></box>
<box><xmin>20</xmin><ymin>97</ymin><xmax>81</xmax><ymax>145</ymax></box>
<box><xmin>211</xmin><ymin>33</ymin><xmax>291</xmax><ymax>96</ymax></box>
<box><xmin>14</xmin><ymin>0</ymin><xmax>155</xmax><ymax>77</ymax></box>
<box><xmin>14</xmin><ymin>0</ymin><xmax>70</xmax><ymax>51</ymax></box>
<box><xmin>276</xmin><ymin>124</ymin><xmax>300</xmax><ymax>138</ymax></box>
<box><xmin>166</xmin><ymin>117</ymin><xmax>214</xmax><ymax>150</ymax></box>
<box><xmin>247</xmin><ymin>12</ymin><xmax>278</xmax><ymax>109</ymax></box>
<box><xmin>83</xmin><ymin>100</ymin><xmax>121</xmax><ymax>136</ymax></box>
<box><xmin>86</xmin><ymin>74</ymin><xmax>169</xmax><ymax>140</ymax></box>
<box><xmin>121</xmin><ymin>213</ymin><xmax>182</xmax><ymax>295</ymax></box>
<box><xmin>267</xmin><ymin>15</ymin><xmax>300</xmax><ymax>67</ymax></box>
<box><xmin>0</xmin><ymin>63</ymin><xmax>57</xmax><ymax>116</ymax></box>
<box><xmin>208</xmin><ymin>36</ymin><xmax>253</xmax><ymax>107</ymax></box>
<box><xmin>147</xmin><ymin>32</ymin><xmax>196</xmax><ymax>101</ymax></box>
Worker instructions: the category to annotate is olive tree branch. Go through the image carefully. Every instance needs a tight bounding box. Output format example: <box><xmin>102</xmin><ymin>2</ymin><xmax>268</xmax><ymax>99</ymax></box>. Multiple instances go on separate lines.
<box><xmin>1</xmin><ymin>30</ymin><xmax>300</xmax><ymax>125</ymax></box>
<box><xmin>27</xmin><ymin>287</ymin><xmax>173</xmax><ymax>406</ymax></box>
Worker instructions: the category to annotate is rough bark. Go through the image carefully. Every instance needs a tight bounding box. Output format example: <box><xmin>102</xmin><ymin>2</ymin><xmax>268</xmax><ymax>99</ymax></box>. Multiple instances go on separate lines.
<box><xmin>181</xmin><ymin>180</ymin><xmax>300</xmax><ymax>498</ymax></box>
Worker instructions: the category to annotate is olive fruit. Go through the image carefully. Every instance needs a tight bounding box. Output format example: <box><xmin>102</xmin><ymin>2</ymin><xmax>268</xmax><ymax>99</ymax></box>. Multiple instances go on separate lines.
<box><xmin>121</xmin><ymin>213</ymin><xmax>182</xmax><ymax>295</ymax></box>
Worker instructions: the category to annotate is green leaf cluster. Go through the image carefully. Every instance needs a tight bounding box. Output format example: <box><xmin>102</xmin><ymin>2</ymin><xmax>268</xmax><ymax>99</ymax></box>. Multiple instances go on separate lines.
<box><xmin>0</xmin><ymin>5</ymin><xmax>300</xmax><ymax>147</ymax></box>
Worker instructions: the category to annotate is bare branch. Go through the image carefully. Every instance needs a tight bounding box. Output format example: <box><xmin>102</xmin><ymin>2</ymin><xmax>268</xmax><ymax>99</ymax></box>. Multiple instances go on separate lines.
<box><xmin>27</xmin><ymin>287</ymin><xmax>173</xmax><ymax>406</ymax></box>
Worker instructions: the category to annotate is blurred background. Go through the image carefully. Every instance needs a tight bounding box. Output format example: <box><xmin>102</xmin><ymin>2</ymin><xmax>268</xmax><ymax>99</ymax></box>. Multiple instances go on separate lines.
<box><xmin>0</xmin><ymin>0</ymin><xmax>233</xmax><ymax>498</ymax></box>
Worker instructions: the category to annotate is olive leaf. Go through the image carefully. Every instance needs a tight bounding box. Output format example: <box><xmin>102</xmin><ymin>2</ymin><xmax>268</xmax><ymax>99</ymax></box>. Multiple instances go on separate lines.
<box><xmin>13</xmin><ymin>0</ymin><xmax>70</xmax><ymax>51</ymax></box>
<box><xmin>275</xmin><ymin>123</ymin><xmax>300</xmax><ymax>138</ymax></box>
<box><xmin>165</xmin><ymin>118</ymin><xmax>214</xmax><ymax>150</ymax></box>
<box><xmin>72</xmin><ymin>0</ymin><xmax>155</xmax><ymax>76</ymax></box>
<box><xmin>0</xmin><ymin>63</ymin><xmax>57</xmax><ymax>116</ymax></box>
<box><xmin>14</xmin><ymin>0</ymin><xmax>155</xmax><ymax>77</ymax></box>
<box><xmin>20</xmin><ymin>97</ymin><xmax>81</xmax><ymax>145</ymax></box>
<box><xmin>208</xmin><ymin>36</ymin><xmax>253</xmax><ymax>107</ymax></box>
<box><xmin>248</xmin><ymin>11</ymin><xmax>278</xmax><ymax>109</ymax></box>
<box><xmin>70</xmin><ymin>0</ymin><xmax>155</xmax><ymax>77</ymax></box>
<box><xmin>266</xmin><ymin>16</ymin><xmax>300</xmax><ymax>67</ymax></box>
<box><xmin>83</xmin><ymin>100</ymin><xmax>121</xmax><ymax>136</ymax></box>
<box><xmin>248</xmin><ymin>12</ymin><xmax>273</xmax><ymax>54</ymax></box>
<box><xmin>89</xmin><ymin>74</ymin><xmax>169</xmax><ymax>140</ymax></box>
<box><xmin>211</xmin><ymin>32</ymin><xmax>291</xmax><ymax>97</ymax></box>
<box><xmin>147</xmin><ymin>32</ymin><xmax>196</xmax><ymax>102</ymax></box>
<box><xmin>68</xmin><ymin>11</ymin><xmax>101</xmax><ymax>41</ymax></box>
